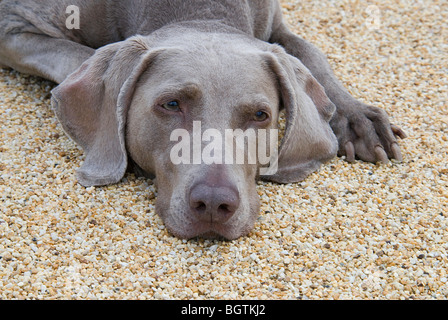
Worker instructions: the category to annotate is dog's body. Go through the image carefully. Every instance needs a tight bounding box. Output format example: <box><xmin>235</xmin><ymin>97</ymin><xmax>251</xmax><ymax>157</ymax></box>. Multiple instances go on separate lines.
<box><xmin>0</xmin><ymin>0</ymin><xmax>405</xmax><ymax>239</ymax></box>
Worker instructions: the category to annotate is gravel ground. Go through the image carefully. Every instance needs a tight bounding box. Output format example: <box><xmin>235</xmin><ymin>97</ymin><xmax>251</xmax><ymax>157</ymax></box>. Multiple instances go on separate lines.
<box><xmin>1</xmin><ymin>0</ymin><xmax>447</xmax><ymax>299</ymax></box>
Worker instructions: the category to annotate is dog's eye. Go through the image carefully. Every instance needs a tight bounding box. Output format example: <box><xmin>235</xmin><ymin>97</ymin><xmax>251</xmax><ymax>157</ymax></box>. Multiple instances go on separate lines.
<box><xmin>161</xmin><ymin>101</ymin><xmax>181</xmax><ymax>112</ymax></box>
<box><xmin>254</xmin><ymin>110</ymin><xmax>269</xmax><ymax>122</ymax></box>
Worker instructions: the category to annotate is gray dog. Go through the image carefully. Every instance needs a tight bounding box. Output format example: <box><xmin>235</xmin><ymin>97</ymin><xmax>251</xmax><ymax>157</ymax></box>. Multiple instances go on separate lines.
<box><xmin>0</xmin><ymin>0</ymin><xmax>406</xmax><ymax>239</ymax></box>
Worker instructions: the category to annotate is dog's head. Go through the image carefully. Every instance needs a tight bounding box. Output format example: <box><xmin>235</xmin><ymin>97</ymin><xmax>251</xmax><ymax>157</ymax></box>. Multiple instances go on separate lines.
<box><xmin>51</xmin><ymin>27</ymin><xmax>337</xmax><ymax>239</ymax></box>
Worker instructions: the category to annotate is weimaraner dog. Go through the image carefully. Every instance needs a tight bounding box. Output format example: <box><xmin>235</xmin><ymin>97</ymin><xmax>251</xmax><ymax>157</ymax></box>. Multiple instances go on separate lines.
<box><xmin>0</xmin><ymin>0</ymin><xmax>406</xmax><ymax>239</ymax></box>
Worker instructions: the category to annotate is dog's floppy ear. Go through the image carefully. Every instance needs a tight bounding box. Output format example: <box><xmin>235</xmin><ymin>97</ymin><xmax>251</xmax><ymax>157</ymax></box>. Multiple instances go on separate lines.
<box><xmin>51</xmin><ymin>36</ymin><xmax>159</xmax><ymax>186</ymax></box>
<box><xmin>261</xmin><ymin>45</ymin><xmax>338</xmax><ymax>183</ymax></box>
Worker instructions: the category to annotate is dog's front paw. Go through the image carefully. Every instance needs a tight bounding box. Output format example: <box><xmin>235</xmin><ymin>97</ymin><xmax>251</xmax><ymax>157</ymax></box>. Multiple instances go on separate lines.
<box><xmin>330</xmin><ymin>104</ymin><xmax>407</xmax><ymax>163</ymax></box>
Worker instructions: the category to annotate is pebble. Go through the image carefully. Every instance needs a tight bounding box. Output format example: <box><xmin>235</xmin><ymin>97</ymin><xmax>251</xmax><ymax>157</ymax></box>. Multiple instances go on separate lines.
<box><xmin>1</xmin><ymin>0</ymin><xmax>447</xmax><ymax>299</ymax></box>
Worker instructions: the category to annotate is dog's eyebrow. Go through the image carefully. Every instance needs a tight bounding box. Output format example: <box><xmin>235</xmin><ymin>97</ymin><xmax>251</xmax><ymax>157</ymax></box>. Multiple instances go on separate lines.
<box><xmin>237</xmin><ymin>95</ymin><xmax>274</xmax><ymax>110</ymax></box>
<box><xmin>158</xmin><ymin>83</ymin><xmax>203</xmax><ymax>101</ymax></box>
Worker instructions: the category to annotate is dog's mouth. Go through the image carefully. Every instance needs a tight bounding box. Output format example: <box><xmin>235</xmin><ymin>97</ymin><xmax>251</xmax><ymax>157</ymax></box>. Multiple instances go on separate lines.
<box><xmin>165</xmin><ymin>220</ymin><xmax>247</xmax><ymax>241</ymax></box>
<box><xmin>158</xmin><ymin>207</ymin><xmax>259</xmax><ymax>240</ymax></box>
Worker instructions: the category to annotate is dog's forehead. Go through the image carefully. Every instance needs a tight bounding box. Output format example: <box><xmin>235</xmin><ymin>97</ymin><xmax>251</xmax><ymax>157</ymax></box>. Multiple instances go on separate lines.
<box><xmin>156</xmin><ymin>43</ymin><xmax>276</xmax><ymax>96</ymax></box>
<box><xmin>137</xmin><ymin>38</ymin><xmax>278</xmax><ymax>107</ymax></box>
<box><xmin>151</xmin><ymin>33</ymin><xmax>256</xmax><ymax>70</ymax></box>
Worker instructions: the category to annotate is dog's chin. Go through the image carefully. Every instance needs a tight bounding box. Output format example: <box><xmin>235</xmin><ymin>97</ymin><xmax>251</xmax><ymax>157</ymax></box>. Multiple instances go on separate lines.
<box><xmin>196</xmin><ymin>231</ymin><xmax>229</xmax><ymax>241</ymax></box>
<box><xmin>159</xmin><ymin>214</ymin><xmax>257</xmax><ymax>241</ymax></box>
<box><xmin>165</xmin><ymin>222</ymin><xmax>254</xmax><ymax>241</ymax></box>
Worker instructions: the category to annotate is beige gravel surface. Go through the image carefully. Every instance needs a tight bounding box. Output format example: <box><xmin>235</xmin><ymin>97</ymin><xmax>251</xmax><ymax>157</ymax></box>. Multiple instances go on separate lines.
<box><xmin>1</xmin><ymin>0</ymin><xmax>447</xmax><ymax>299</ymax></box>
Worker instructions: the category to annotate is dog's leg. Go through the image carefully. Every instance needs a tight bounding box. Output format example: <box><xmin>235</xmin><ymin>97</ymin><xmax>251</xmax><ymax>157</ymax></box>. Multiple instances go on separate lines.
<box><xmin>270</xmin><ymin>23</ymin><xmax>406</xmax><ymax>163</ymax></box>
<box><xmin>0</xmin><ymin>32</ymin><xmax>94</xmax><ymax>84</ymax></box>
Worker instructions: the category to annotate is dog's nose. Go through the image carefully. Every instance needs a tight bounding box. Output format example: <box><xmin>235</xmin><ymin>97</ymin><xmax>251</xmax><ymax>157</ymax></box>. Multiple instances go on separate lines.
<box><xmin>189</xmin><ymin>183</ymin><xmax>240</xmax><ymax>224</ymax></box>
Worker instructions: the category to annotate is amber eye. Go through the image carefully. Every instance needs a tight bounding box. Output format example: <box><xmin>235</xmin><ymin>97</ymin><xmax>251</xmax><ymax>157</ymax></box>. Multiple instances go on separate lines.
<box><xmin>254</xmin><ymin>110</ymin><xmax>269</xmax><ymax>122</ymax></box>
<box><xmin>161</xmin><ymin>101</ymin><xmax>181</xmax><ymax>112</ymax></box>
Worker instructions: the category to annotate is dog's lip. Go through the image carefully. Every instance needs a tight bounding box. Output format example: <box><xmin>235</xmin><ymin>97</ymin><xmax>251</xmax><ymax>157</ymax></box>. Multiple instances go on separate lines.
<box><xmin>155</xmin><ymin>204</ymin><xmax>235</xmax><ymax>239</ymax></box>
<box><xmin>167</xmin><ymin>220</ymin><xmax>244</xmax><ymax>240</ymax></box>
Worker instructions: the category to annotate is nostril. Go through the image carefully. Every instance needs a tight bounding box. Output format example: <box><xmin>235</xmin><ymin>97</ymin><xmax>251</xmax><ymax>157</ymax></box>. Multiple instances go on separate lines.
<box><xmin>218</xmin><ymin>204</ymin><xmax>231</xmax><ymax>215</ymax></box>
<box><xmin>194</xmin><ymin>202</ymin><xmax>206</xmax><ymax>213</ymax></box>
<box><xmin>218</xmin><ymin>204</ymin><xmax>229</xmax><ymax>212</ymax></box>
